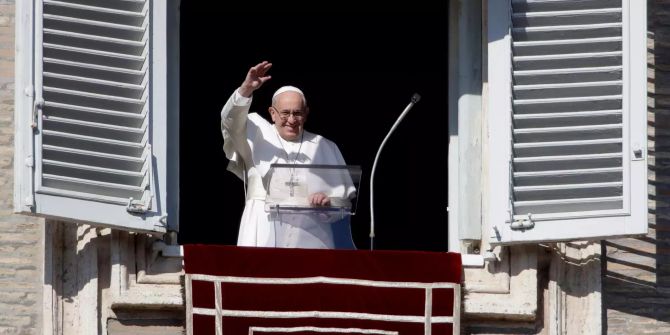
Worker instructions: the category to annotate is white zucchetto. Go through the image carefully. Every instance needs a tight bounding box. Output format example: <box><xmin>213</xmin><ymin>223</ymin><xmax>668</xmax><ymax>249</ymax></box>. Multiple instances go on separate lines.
<box><xmin>272</xmin><ymin>85</ymin><xmax>304</xmax><ymax>99</ymax></box>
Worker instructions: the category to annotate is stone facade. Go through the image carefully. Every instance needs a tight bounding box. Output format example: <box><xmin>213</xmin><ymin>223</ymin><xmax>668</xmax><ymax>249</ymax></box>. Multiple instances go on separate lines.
<box><xmin>42</xmin><ymin>223</ymin><xmax>183</xmax><ymax>335</ymax></box>
<box><xmin>0</xmin><ymin>1</ymin><xmax>43</xmax><ymax>334</ymax></box>
<box><xmin>603</xmin><ymin>0</ymin><xmax>670</xmax><ymax>334</ymax></box>
<box><xmin>1</xmin><ymin>1</ymin><xmax>669</xmax><ymax>334</ymax></box>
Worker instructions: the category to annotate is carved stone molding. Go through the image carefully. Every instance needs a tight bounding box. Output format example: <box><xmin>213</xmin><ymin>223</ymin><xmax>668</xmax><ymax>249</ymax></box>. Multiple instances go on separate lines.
<box><xmin>110</xmin><ymin>231</ymin><xmax>183</xmax><ymax>310</ymax></box>
<box><xmin>44</xmin><ymin>222</ymin><xmax>185</xmax><ymax>335</ymax></box>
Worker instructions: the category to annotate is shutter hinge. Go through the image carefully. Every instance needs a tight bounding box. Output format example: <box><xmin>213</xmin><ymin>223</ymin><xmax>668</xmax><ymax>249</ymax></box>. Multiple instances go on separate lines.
<box><xmin>24</xmin><ymin>155</ymin><xmax>33</xmax><ymax>168</ymax></box>
<box><xmin>24</xmin><ymin>195</ymin><xmax>34</xmax><ymax>208</ymax></box>
<box><xmin>31</xmin><ymin>98</ymin><xmax>44</xmax><ymax>130</ymax></box>
<box><xmin>510</xmin><ymin>213</ymin><xmax>535</xmax><ymax>230</ymax></box>
<box><xmin>126</xmin><ymin>196</ymin><xmax>152</xmax><ymax>214</ymax></box>
<box><xmin>151</xmin><ymin>240</ymin><xmax>183</xmax><ymax>258</ymax></box>
<box><xmin>127</xmin><ymin>144</ymin><xmax>154</xmax><ymax>214</ymax></box>
<box><xmin>632</xmin><ymin>143</ymin><xmax>645</xmax><ymax>161</ymax></box>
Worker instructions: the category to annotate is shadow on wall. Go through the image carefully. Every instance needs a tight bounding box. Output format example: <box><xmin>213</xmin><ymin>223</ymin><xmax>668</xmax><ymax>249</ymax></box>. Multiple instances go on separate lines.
<box><xmin>604</xmin><ymin>0</ymin><xmax>670</xmax><ymax>329</ymax></box>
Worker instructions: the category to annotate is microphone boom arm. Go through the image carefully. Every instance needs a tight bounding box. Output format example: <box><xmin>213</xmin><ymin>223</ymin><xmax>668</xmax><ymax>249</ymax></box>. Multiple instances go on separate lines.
<box><xmin>369</xmin><ymin>93</ymin><xmax>421</xmax><ymax>250</ymax></box>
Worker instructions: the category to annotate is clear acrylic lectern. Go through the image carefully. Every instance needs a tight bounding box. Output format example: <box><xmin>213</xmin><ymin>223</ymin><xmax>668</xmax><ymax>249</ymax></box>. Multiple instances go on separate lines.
<box><xmin>264</xmin><ymin>164</ymin><xmax>362</xmax><ymax>249</ymax></box>
<box><xmin>265</xmin><ymin>164</ymin><xmax>361</xmax><ymax>214</ymax></box>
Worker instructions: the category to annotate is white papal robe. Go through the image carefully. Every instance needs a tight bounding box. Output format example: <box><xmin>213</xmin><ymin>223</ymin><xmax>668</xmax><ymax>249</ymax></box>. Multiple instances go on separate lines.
<box><xmin>221</xmin><ymin>90</ymin><xmax>355</xmax><ymax>248</ymax></box>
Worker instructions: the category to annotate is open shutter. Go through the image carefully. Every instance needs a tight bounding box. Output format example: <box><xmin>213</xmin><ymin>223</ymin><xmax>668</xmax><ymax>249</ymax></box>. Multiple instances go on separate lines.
<box><xmin>488</xmin><ymin>0</ymin><xmax>647</xmax><ymax>244</ymax></box>
<box><xmin>15</xmin><ymin>0</ymin><xmax>169</xmax><ymax>233</ymax></box>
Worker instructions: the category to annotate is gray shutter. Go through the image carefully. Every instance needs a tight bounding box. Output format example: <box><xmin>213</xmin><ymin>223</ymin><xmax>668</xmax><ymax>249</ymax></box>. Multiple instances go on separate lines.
<box><xmin>511</xmin><ymin>0</ymin><xmax>625</xmax><ymax>217</ymax></box>
<box><xmin>488</xmin><ymin>0</ymin><xmax>647</xmax><ymax>244</ymax></box>
<box><xmin>30</xmin><ymin>0</ymin><xmax>165</xmax><ymax>232</ymax></box>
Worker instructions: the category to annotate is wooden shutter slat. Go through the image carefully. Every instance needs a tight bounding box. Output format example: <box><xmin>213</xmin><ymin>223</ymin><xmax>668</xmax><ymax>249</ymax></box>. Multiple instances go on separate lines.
<box><xmin>515</xmin><ymin>51</ymin><xmax>622</xmax><ymax>61</ymax></box>
<box><xmin>44</xmin><ymin>115</ymin><xmax>146</xmax><ymax>133</ymax></box>
<box><xmin>42</xmin><ymin>174</ymin><xmax>144</xmax><ymax>199</ymax></box>
<box><xmin>513</xmin><ymin>22</ymin><xmax>621</xmax><ymax>33</ymax></box>
<box><xmin>515</xmin><ymin>167</ymin><xmax>622</xmax><ymax>186</ymax></box>
<box><xmin>514</xmin><ymin>66</ymin><xmax>622</xmax><ymax>84</ymax></box>
<box><xmin>514</xmin><ymin>81</ymin><xmax>622</xmax><ymax>99</ymax></box>
<box><xmin>515</xmin><ymin>166</ymin><xmax>621</xmax><ymax>177</ymax></box>
<box><xmin>37</xmin><ymin>187</ymin><xmax>138</xmax><ymax>206</ymax></box>
<box><xmin>42</xmin><ymin>21</ymin><xmax>146</xmax><ymax>42</ymax></box>
<box><xmin>44</xmin><ymin>0</ymin><xmax>146</xmax><ymax>14</ymax></box>
<box><xmin>514</xmin><ymin>125</ymin><xmax>621</xmax><ymax>143</ymax></box>
<box><xmin>513</xmin><ymin>23</ymin><xmax>621</xmax><ymax>41</ymax></box>
<box><xmin>45</xmin><ymin>107</ymin><xmax>144</xmax><ymax>129</ymax></box>
<box><xmin>514</xmin><ymin>139</ymin><xmax>622</xmax><ymax>157</ymax></box>
<box><xmin>43</xmin><ymin>92</ymin><xmax>145</xmax><ymax>115</ymax></box>
<box><xmin>43</xmin><ymin>144</ymin><xmax>144</xmax><ymax>162</ymax></box>
<box><xmin>515</xmin><ymin>65</ymin><xmax>621</xmax><ymax>76</ymax></box>
<box><xmin>514</xmin><ymin>182</ymin><xmax>623</xmax><ymax>201</ymax></box>
<box><xmin>515</xmin><ymin>181</ymin><xmax>622</xmax><ymax>192</ymax></box>
<box><xmin>44</xmin><ymin>35</ymin><xmax>145</xmax><ymax>57</ymax></box>
<box><xmin>514</xmin><ymin>110</ymin><xmax>621</xmax><ymax>119</ymax></box>
<box><xmin>513</xmin><ymin>1</ymin><xmax>621</xmax><ymax>9</ymax></box>
<box><xmin>44</xmin><ymin>58</ymin><xmax>144</xmax><ymax>76</ymax></box>
<box><xmin>43</xmin><ymin>147</ymin><xmax>145</xmax><ymax>172</ymax></box>
<box><xmin>514</xmin><ymin>112</ymin><xmax>622</xmax><ymax>128</ymax></box>
<box><xmin>43</xmin><ymin>48</ymin><xmax>145</xmax><ymax>70</ymax></box>
<box><xmin>514</xmin><ymin>51</ymin><xmax>622</xmax><ymax>70</ymax></box>
<box><xmin>42</xmin><ymin>131</ymin><xmax>145</xmax><ymax>154</ymax></box>
<box><xmin>514</xmin><ymin>10</ymin><xmax>621</xmax><ymax>27</ymax></box>
<box><xmin>514</xmin><ymin>95</ymin><xmax>621</xmax><ymax>103</ymax></box>
<box><xmin>515</xmin><ymin>138</ymin><xmax>622</xmax><ymax>147</ymax></box>
<box><xmin>44</xmin><ymin>0</ymin><xmax>146</xmax><ymax>17</ymax></box>
<box><xmin>44</xmin><ymin>73</ymin><xmax>145</xmax><ymax>98</ymax></box>
<box><xmin>514</xmin><ymin>197</ymin><xmax>623</xmax><ymax>214</ymax></box>
<box><xmin>514</xmin><ymin>37</ymin><xmax>622</xmax><ymax>56</ymax></box>
<box><xmin>514</xmin><ymin>152</ymin><xmax>621</xmax><ymax>162</ymax></box>
<box><xmin>44</xmin><ymin>59</ymin><xmax>145</xmax><ymax>85</ymax></box>
<box><xmin>514</xmin><ymin>154</ymin><xmax>622</xmax><ymax>172</ymax></box>
<box><xmin>43</xmin><ymin>130</ymin><xmax>146</xmax><ymax>149</ymax></box>
<box><xmin>43</xmin><ymin>119</ymin><xmax>145</xmax><ymax>144</ymax></box>
<box><xmin>44</xmin><ymin>29</ymin><xmax>145</xmax><ymax>47</ymax></box>
<box><xmin>514</xmin><ymin>80</ymin><xmax>623</xmax><ymax>89</ymax></box>
<box><xmin>43</xmin><ymin>159</ymin><xmax>144</xmax><ymax>177</ymax></box>
<box><xmin>43</xmin><ymin>160</ymin><xmax>145</xmax><ymax>186</ymax></box>
<box><xmin>514</xmin><ymin>123</ymin><xmax>621</xmax><ymax>133</ymax></box>
<box><xmin>44</xmin><ymin>86</ymin><xmax>145</xmax><ymax>104</ymax></box>
<box><xmin>512</xmin><ymin>7</ymin><xmax>621</xmax><ymax>18</ymax></box>
<box><xmin>43</xmin><ymin>44</ymin><xmax>145</xmax><ymax>61</ymax></box>
<box><xmin>43</xmin><ymin>14</ymin><xmax>146</xmax><ymax>31</ymax></box>
<box><xmin>45</xmin><ymin>101</ymin><xmax>145</xmax><ymax>119</ymax></box>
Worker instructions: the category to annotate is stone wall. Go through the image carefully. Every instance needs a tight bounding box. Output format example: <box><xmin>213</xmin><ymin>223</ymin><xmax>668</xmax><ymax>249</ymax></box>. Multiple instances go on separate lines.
<box><xmin>0</xmin><ymin>1</ymin><xmax>44</xmax><ymax>334</ymax></box>
<box><xmin>603</xmin><ymin>0</ymin><xmax>670</xmax><ymax>334</ymax></box>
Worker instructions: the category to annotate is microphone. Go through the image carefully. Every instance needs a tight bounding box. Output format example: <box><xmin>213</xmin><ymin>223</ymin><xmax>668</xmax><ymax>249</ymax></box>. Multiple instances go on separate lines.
<box><xmin>369</xmin><ymin>93</ymin><xmax>421</xmax><ymax>250</ymax></box>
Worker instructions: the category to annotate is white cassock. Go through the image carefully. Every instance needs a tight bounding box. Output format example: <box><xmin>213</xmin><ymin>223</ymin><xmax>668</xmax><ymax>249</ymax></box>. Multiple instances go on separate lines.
<box><xmin>221</xmin><ymin>90</ymin><xmax>356</xmax><ymax>249</ymax></box>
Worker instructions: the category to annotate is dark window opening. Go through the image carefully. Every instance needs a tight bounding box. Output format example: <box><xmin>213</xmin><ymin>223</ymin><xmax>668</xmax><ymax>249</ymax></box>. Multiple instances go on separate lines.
<box><xmin>179</xmin><ymin>1</ymin><xmax>448</xmax><ymax>251</ymax></box>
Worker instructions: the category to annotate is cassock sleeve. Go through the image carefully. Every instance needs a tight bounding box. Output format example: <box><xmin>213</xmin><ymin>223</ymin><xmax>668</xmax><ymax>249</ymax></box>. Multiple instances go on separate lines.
<box><xmin>326</xmin><ymin>139</ymin><xmax>357</xmax><ymax>200</ymax></box>
<box><xmin>220</xmin><ymin>90</ymin><xmax>253</xmax><ymax>180</ymax></box>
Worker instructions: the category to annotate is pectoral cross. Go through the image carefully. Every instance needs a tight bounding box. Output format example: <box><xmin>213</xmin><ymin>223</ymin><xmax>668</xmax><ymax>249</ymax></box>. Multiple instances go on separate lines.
<box><xmin>285</xmin><ymin>178</ymin><xmax>301</xmax><ymax>197</ymax></box>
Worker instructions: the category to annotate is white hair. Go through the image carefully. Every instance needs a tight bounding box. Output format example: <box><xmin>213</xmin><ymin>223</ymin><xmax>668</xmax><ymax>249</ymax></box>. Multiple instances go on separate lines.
<box><xmin>271</xmin><ymin>85</ymin><xmax>307</xmax><ymax>106</ymax></box>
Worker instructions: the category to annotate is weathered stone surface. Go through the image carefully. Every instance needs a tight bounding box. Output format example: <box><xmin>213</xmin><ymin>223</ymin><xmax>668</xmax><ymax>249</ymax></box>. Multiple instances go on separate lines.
<box><xmin>605</xmin><ymin>3</ymin><xmax>670</xmax><ymax>333</ymax></box>
<box><xmin>0</xmin><ymin>2</ymin><xmax>44</xmax><ymax>334</ymax></box>
<box><xmin>107</xmin><ymin>318</ymin><xmax>184</xmax><ymax>335</ymax></box>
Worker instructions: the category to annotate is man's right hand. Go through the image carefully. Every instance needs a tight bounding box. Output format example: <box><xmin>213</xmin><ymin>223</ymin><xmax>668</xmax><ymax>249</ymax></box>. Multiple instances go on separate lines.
<box><xmin>238</xmin><ymin>61</ymin><xmax>272</xmax><ymax>98</ymax></box>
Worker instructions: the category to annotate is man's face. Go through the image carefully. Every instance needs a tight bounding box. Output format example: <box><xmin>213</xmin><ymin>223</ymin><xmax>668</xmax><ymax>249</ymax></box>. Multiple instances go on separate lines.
<box><xmin>269</xmin><ymin>91</ymin><xmax>308</xmax><ymax>141</ymax></box>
